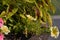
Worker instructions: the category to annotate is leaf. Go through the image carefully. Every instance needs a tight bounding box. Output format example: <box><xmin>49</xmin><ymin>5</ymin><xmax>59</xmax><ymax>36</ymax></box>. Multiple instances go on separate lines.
<box><xmin>45</xmin><ymin>0</ymin><xmax>51</xmax><ymax>4</ymax></box>
<box><xmin>46</xmin><ymin>13</ymin><xmax>52</xmax><ymax>26</ymax></box>
<box><xmin>50</xmin><ymin>4</ymin><xmax>56</xmax><ymax>13</ymax></box>
<box><xmin>23</xmin><ymin>27</ymin><xmax>28</xmax><ymax>37</ymax></box>
<box><xmin>12</xmin><ymin>8</ymin><xmax>18</xmax><ymax>13</ymax></box>
<box><xmin>39</xmin><ymin>10</ymin><xmax>43</xmax><ymax>17</ymax></box>
<box><xmin>2</xmin><ymin>0</ymin><xmax>7</xmax><ymax>5</ymax></box>
<box><xmin>39</xmin><ymin>6</ymin><xmax>43</xmax><ymax>17</ymax></box>
<box><xmin>6</xmin><ymin>8</ymin><xmax>18</xmax><ymax>19</ymax></box>
<box><xmin>40</xmin><ymin>19</ymin><xmax>46</xmax><ymax>24</ymax></box>
<box><xmin>6</xmin><ymin>5</ymin><xmax>9</xmax><ymax>13</ymax></box>
<box><xmin>20</xmin><ymin>14</ymin><xmax>26</xmax><ymax>19</ymax></box>
<box><xmin>42</xmin><ymin>0</ymin><xmax>48</xmax><ymax>6</ymax></box>
<box><xmin>0</xmin><ymin>11</ymin><xmax>6</xmax><ymax>17</ymax></box>
<box><xmin>25</xmin><ymin>0</ymin><xmax>35</xmax><ymax>3</ymax></box>
<box><xmin>9</xmin><ymin>18</ymin><xmax>13</xmax><ymax>23</ymax></box>
<box><xmin>2</xmin><ymin>0</ymin><xmax>10</xmax><ymax>5</ymax></box>
<box><xmin>8</xmin><ymin>23</ymin><xmax>13</xmax><ymax>26</ymax></box>
<box><xmin>43</xmin><ymin>11</ymin><xmax>47</xmax><ymax>22</ymax></box>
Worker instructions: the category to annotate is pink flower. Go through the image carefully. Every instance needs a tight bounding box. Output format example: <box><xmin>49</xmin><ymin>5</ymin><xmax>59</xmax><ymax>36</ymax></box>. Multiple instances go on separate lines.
<box><xmin>0</xmin><ymin>33</ymin><xmax>4</xmax><ymax>40</ymax></box>
<box><xmin>0</xmin><ymin>18</ymin><xmax>4</xmax><ymax>27</ymax></box>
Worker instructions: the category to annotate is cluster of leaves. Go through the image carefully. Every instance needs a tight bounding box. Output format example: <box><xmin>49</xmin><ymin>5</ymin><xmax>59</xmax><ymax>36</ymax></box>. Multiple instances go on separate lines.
<box><xmin>0</xmin><ymin>0</ymin><xmax>55</xmax><ymax>37</ymax></box>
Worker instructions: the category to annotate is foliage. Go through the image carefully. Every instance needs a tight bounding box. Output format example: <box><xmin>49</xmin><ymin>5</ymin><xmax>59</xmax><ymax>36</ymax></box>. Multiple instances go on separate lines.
<box><xmin>0</xmin><ymin>0</ymin><xmax>56</xmax><ymax>37</ymax></box>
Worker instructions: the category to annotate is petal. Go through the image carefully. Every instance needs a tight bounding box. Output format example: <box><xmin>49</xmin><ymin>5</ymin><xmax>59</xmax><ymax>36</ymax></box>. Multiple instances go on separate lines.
<box><xmin>0</xmin><ymin>18</ymin><xmax>4</xmax><ymax>24</ymax></box>
<box><xmin>0</xmin><ymin>18</ymin><xmax>4</xmax><ymax>27</ymax></box>
<box><xmin>0</xmin><ymin>23</ymin><xmax>3</xmax><ymax>27</ymax></box>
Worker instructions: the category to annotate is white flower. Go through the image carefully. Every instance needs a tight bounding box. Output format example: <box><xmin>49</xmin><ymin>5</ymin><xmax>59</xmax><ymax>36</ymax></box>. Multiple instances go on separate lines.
<box><xmin>1</xmin><ymin>25</ymin><xmax>10</xmax><ymax>35</ymax></box>
<box><xmin>26</xmin><ymin>15</ymin><xmax>37</xmax><ymax>21</ymax></box>
<box><xmin>50</xmin><ymin>26</ymin><xmax>59</xmax><ymax>38</ymax></box>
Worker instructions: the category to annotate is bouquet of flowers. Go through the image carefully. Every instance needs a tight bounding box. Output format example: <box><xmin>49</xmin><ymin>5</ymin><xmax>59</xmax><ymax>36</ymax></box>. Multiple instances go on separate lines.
<box><xmin>0</xmin><ymin>0</ymin><xmax>60</xmax><ymax>40</ymax></box>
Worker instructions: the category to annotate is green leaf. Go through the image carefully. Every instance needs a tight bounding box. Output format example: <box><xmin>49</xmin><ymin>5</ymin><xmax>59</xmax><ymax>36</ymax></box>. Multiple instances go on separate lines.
<box><xmin>0</xmin><ymin>11</ymin><xmax>6</xmax><ymax>17</ymax></box>
<box><xmin>2</xmin><ymin>0</ymin><xmax>10</xmax><ymax>5</ymax></box>
<box><xmin>6</xmin><ymin>8</ymin><xmax>18</xmax><ymax>19</ymax></box>
<box><xmin>20</xmin><ymin>14</ymin><xmax>26</xmax><ymax>19</ymax></box>
<box><xmin>12</xmin><ymin>8</ymin><xmax>18</xmax><ymax>13</ymax></box>
<box><xmin>50</xmin><ymin>4</ymin><xmax>56</xmax><ymax>13</ymax></box>
<box><xmin>46</xmin><ymin>13</ymin><xmax>52</xmax><ymax>26</ymax></box>
<box><xmin>25</xmin><ymin>0</ymin><xmax>35</xmax><ymax>3</ymax></box>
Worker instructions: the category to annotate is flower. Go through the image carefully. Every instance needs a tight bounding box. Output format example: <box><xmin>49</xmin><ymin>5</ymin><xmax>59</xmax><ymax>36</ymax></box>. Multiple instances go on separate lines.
<box><xmin>1</xmin><ymin>25</ymin><xmax>10</xmax><ymax>35</ymax></box>
<box><xmin>0</xmin><ymin>18</ymin><xmax>4</xmax><ymax>27</ymax></box>
<box><xmin>26</xmin><ymin>15</ymin><xmax>37</xmax><ymax>21</ymax></box>
<box><xmin>50</xmin><ymin>26</ymin><xmax>59</xmax><ymax>38</ymax></box>
<box><xmin>0</xmin><ymin>33</ymin><xmax>4</xmax><ymax>40</ymax></box>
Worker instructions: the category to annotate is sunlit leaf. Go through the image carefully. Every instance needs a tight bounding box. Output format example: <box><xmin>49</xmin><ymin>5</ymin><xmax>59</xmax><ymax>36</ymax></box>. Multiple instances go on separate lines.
<box><xmin>0</xmin><ymin>11</ymin><xmax>6</xmax><ymax>17</ymax></box>
<box><xmin>6</xmin><ymin>8</ymin><xmax>18</xmax><ymax>19</ymax></box>
<box><xmin>20</xmin><ymin>14</ymin><xmax>26</xmax><ymax>19</ymax></box>
<box><xmin>25</xmin><ymin>0</ymin><xmax>35</xmax><ymax>3</ymax></box>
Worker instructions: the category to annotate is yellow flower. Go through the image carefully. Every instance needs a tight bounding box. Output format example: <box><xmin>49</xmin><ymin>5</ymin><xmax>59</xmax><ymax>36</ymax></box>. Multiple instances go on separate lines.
<box><xmin>1</xmin><ymin>25</ymin><xmax>10</xmax><ymax>35</ymax></box>
<box><xmin>50</xmin><ymin>26</ymin><xmax>59</xmax><ymax>38</ymax></box>
<box><xmin>26</xmin><ymin>15</ymin><xmax>37</xmax><ymax>21</ymax></box>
